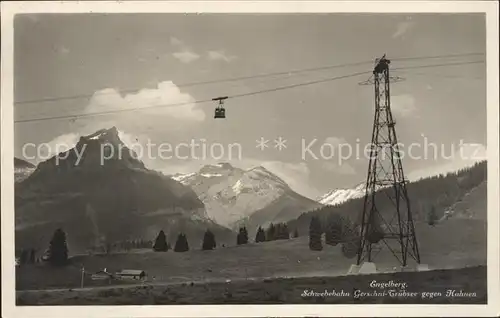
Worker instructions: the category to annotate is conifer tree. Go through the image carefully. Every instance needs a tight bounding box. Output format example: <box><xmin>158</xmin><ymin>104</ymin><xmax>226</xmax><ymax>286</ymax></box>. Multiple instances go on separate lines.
<box><xmin>237</xmin><ymin>230</ymin><xmax>242</xmax><ymax>245</ymax></box>
<box><xmin>48</xmin><ymin>228</ymin><xmax>69</xmax><ymax>266</ymax></box>
<box><xmin>266</xmin><ymin>223</ymin><xmax>276</xmax><ymax>241</ymax></box>
<box><xmin>366</xmin><ymin>218</ymin><xmax>384</xmax><ymax>244</ymax></box>
<box><xmin>427</xmin><ymin>206</ymin><xmax>439</xmax><ymax>226</ymax></box>
<box><xmin>293</xmin><ymin>228</ymin><xmax>299</xmax><ymax>238</ymax></box>
<box><xmin>19</xmin><ymin>249</ymin><xmax>28</xmax><ymax>265</ymax></box>
<box><xmin>309</xmin><ymin>216</ymin><xmax>323</xmax><ymax>251</ymax></box>
<box><xmin>341</xmin><ymin>222</ymin><xmax>361</xmax><ymax>259</ymax></box>
<box><xmin>236</xmin><ymin>227</ymin><xmax>249</xmax><ymax>245</ymax></box>
<box><xmin>29</xmin><ymin>248</ymin><xmax>36</xmax><ymax>264</ymax></box>
<box><xmin>341</xmin><ymin>240</ymin><xmax>359</xmax><ymax>259</ymax></box>
<box><xmin>255</xmin><ymin>226</ymin><xmax>266</xmax><ymax>242</ymax></box>
<box><xmin>153</xmin><ymin>230</ymin><xmax>169</xmax><ymax>252</ymax></box>
<box><xmin>242</xmin><ymin>227</ymin><xmax>248</xmax><ymax>244</ymax></box>
<box><xmin>174</xmin><ymin>233</ymin><xmax>189</xmax><ymax>252</ymax></box>
<box><xmin>202</xmin><ymin>229</ymin><xmax>216</xmax><ymax>250</ymax></box>
<box><xmin>278</xmin><ymin>223</ymin><xmax>290</xmax><ymax>239</ymax></box>
<box><xmin>325</xmin><ymin>213</ymin><xmax>343</xmax><ymax>246</ymax></box>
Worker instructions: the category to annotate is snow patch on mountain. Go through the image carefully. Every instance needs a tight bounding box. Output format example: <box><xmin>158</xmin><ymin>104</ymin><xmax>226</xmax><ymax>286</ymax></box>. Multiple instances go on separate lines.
<box><xmin>232</xmin><ymin>179</ymin><xmax>244</xmax><ymax>195</ymax></box>
<box><xmin>86</xmin><ymin>129</ymin><xmax>110</xmax><ymax>141</ymax></box>
<box><xmin>15</xmin><ymin>167</ymin><xmax>36</xmax><ymax>183</ymax></box>
<box><xmin>172</xmin><ymin>172</ymin><xmax>196</xmax><ymax>183</ymax></box>
<box><xmin>200</xmin><ymin>173</ymin><xmax>223</xmax><ymax>178</ymax></box>
<box><xmin>318</xmin><ymin>182</ymin><xmax>367</xmax><ymax>206</ymax></box>
<box><xmin>89</xmin><ymin>134</ymin><xmax>103</xmax><ymax>140</ymax></box>
<box><xmin>14</xmin><ymin>158</ymin><xmax>36</xmax><ymax>183</ymax></box>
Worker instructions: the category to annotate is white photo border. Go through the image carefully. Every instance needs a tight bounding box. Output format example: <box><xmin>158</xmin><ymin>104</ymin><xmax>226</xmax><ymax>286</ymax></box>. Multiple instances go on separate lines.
<box><xmin>1</xmin><ymin>1</ymin><xmax>499</xmax><ymax>317</ymax></box>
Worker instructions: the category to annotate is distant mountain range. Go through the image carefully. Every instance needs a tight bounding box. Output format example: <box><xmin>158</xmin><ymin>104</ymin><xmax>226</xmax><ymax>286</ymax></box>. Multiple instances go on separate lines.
<box><xmin>317</xmin><ymin>182</ymin><xmax>366</xmax><ymax>206</ymax></box>
<box><xmin>14</xmin><ymin>126</ymin><xmax>487</xmax><ymax>257</ymax></box>
<box><xmin>15</xmin><ymin>127</ymin><xmax>234</xmax><ymax>254</ymax></box>
<box><xmin>171</xmin><ymin>163</ymin><xmax>322</xmax><ymax>231</ymax></box>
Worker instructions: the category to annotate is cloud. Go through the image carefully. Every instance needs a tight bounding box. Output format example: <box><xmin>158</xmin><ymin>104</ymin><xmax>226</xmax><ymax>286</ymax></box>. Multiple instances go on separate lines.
<box><xmin>324</xmin><ymin>136</ymin><xmax>348</xmax><ymax>147</ymax></box>
<box><xmin>316</xmin><ymin>136</ymin><xmax>356</xmax><ymax>175</ymax></box>
<box><xmin>408</xmin><ymin>143</ymin><xmax>487</xmax><ymax>181</ymax></box>
<box><xmin>391</xmin><ymin>94</ymin><xmax>417</xmax><ymax>117</ymax></box>
<box><xmin>170</xmin><ymin>37</ymin><xmax>184</xmax><ymax>47</ymax></box>
<box><xmin>42</xmin><ymin>131</ymin><xmax>142</xmax><ymax>158</ymax></box>
<box><xmin>86</xmin><ymin>81</ymin><xmax>205</xmax><ymax>122</ymax></box>
<box><xmin>169</xmin><ymin>36</ymin><xmax>201</xmax><ymax>63</ymax></box>
<box><xmin>458</xmin><ymin>143</ymin><xmax>487</xmax><ymax>161</ymax></box>
<box><xmin>117</xmin><ymin>130</ymin><xmax>142</xmax><ymax>149</ymax></box>
<box><xmin>172</xmin><ymin>50</ymin><xmax>200</xmax><ymax>64</ymax></box>
<box><xmin>41</xmin><ymin>133</ymin><xmax>80</xmax><ymax>158</ymax></box>
<box><xmin>392</xmin><ymin>21</ymin><xmax>414</xmax><ymax>39</ymax></box>
<box><xmin>322</xmin><ymin>161</ymin><xmax>356</xmax><ymax>175</ymax></box>
<box><xmin>57</xmin><ymin>45</ymin><xmax>70</xmax><ymax>55</ymax></box>
<box><xmin>260</xmin><ymin>161</ymin><xmax>321</xmax><ymax>198</ymax></box>
<box><xmin>207</xmin><ymin>50</ymin><xmax>237</xmax><ymax>63</ymax></box>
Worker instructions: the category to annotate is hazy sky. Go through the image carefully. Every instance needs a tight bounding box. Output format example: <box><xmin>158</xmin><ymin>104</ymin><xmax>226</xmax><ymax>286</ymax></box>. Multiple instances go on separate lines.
<box><xmin>14</xmin><ymin>13</ymin><xmax>487</xmax><ymax>198</ymax></box>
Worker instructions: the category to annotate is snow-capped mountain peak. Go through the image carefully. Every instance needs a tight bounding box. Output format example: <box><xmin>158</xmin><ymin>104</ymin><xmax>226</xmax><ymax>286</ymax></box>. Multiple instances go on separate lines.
<box><xmin>245</xmin><ymin>166</ymin><xmax>287</xmax><ymax>186</ymax></box>
<box><xmin>318</xmin><ymin>182</ymin><xmax>367</xmax><ymax>206</ymax></box>
<box><xmin>169</xmin><ymin>163</ymin><xmax>320</xmax><ymax>228</ymax></box>
<box><xmin>79</xmin><ymin>126</ymin><xmax>123</xmax><ymax>146</ymax></box>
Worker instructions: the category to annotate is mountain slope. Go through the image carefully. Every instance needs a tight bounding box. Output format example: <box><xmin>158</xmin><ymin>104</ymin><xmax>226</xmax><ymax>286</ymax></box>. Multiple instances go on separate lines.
<box><xmin>443</xmin><ymin>180</ymin><xmax>487</xmax><ymax>221</ymax></box>
<box><xmin>15</xmin><ymin>127</ymin><xmax>235</xmax><ymax>254</ymax></box>
<box><xmin>15</xmin><ymin>157</ymin><xmax>36</xmax><ymax>182</ymax></box>
<box><xmin>172</xmin><ymin>163</ymin><xmax>322</xmax><ymax>230</ymax></box>
<box><xmin>288</xmin><ymin>161</ymin><xmax>487</xmax><ymax>236</ymax></box>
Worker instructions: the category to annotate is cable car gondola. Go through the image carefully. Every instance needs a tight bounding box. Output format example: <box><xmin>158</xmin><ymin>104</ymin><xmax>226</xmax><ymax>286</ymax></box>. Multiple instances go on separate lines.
<box><xmin>212</xmin><ymin>96</ymin><xmax>228</xmax><ymax>119</ymax></box>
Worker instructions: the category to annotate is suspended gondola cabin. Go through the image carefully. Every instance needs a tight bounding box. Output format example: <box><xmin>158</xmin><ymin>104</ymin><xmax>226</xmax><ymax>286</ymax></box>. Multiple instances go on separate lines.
<box><xmin>212</xmin><ymin>96</ymin><xmax>228</xmax><ymax>119</ymax></box>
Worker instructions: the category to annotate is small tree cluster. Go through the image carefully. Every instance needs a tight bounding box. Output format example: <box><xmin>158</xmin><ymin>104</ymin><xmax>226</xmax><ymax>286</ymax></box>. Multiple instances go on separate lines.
<box><xmin>366</xmin><ymin>218</ymin><xmax>385</xmax><ymax>244</ymax></box>
<box><xmin>174</xmin><ymin>233</ymin><xmax>189</xmax><ymax>252</ymax></box>
<box><xmin>135</xmin><ymin>239</ymin><xmax>153</xmax><ymax>249</ymax></box>
<box><xmin>153</xmin><ymin>230</ymin><xmax>169</xmax><ymax>252</ymax></box>
<box><xmin>292</xmin><ymin>228</ymin><xmax>299</xmax><ymax>238</ymax></box>
<box><xmin>98</xmin><ymin>239</ymin><xmax>153</xmax><ymax>253</ymax></box>
<box><xmin>325</xmin><ymin>213</ymin><xmax>344</xmax><ymax>246</ymax></box>
<box><xmin>202</xmin><ymin>229</ymin><xmax>217</xmax><ymax>250</ymax></box>
<box><xmin>309</xmin><ymin>216</ymin><xmax>323</xmax><ymax>251</ymax></box>
<box><xmin>341</xmin><ymin>222</ymin><xmax>361</xmax><ymax>259</ymax></box>
<box><xmin>236</xmin><ymin>227</ymin><xmax>249</xmax><ymax>245</ymax></box>
<box><xmin>48</xmin><ymin>228</ymin><xmax>69</xmax><ymax>266</ymax></box>
<box><xmin>265</xmin><ymin>222</ymin><xmax>290</xmax><ymax>241</ymax></box>
<box><xmin>255</xmin><ymin>226</ymin><xmax>266</xmax><ymax>243</ymax></box>
<box><xmin>265</xmin><ymin>223</ymin><xmax>276</xmax><ymax>241</ymax></box>
<box><xmin>275</xmin><ymin>223</ymin><xmax>290</xmax><ymax>240</ymax></box>
<box><xmin>341</xmin><ymin>239</ymin><xmax>360</xmax><ymax>259</ymax></box>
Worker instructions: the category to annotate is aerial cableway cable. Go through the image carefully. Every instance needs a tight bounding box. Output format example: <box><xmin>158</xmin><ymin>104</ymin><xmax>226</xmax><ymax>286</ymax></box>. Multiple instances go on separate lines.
<box><xmin>14</xmin><ymin>60</ymin><xmax>374</xmax><ymax>106</ymax></box>
<box><xmin>14</xmin><ymin>52</ymin><xmax>485</xmax><ymax>106</ymax></box>
<box><xmin>14</xmin><ymin>59</ymin><xmax>485</xmax><ymax>124</ymax></box>
<box><xmin>13</xmin><ymin>71</ymin><xmax>373</xmax><ymax>123</ymax></box>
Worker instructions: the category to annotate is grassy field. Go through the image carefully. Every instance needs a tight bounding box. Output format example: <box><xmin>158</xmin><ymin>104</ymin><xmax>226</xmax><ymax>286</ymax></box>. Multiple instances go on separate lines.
<box><xmin>16</xmin><ymin>266</ymin><xmax>487</xmax><ymax>305</ymax></box>
<box><xmin>16</xmin><ymin>219</ymin><xmax>487</xmax><ymax>292</ymax></box>
<box><xmin>15</xmin><ymin>219</ymin><xmax>487</xmax><ymax>305</ymax></box>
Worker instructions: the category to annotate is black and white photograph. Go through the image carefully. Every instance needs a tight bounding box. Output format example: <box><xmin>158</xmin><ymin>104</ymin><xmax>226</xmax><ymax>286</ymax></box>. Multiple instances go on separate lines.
<box><xmin>1</xmin><ymin>1</ymin><xmax>499</xmax><ymax>317</ymax></box>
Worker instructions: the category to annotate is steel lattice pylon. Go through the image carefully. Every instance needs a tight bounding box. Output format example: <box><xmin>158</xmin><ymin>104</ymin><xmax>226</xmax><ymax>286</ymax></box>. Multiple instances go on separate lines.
<box><xmin>355</xmin><ymin>55</ymin><xmax>421</xmax><ymax>267</ymax></box>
